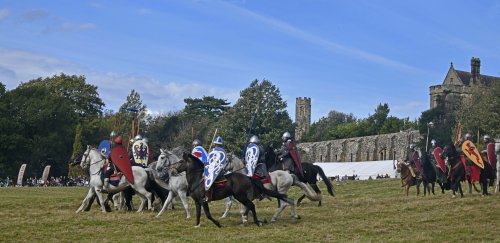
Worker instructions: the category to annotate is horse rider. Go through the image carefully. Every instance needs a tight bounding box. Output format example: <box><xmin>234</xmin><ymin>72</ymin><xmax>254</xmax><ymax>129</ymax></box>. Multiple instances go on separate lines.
<box><xmin>404</xmin><ymin>144</ymin><xmax>419</xmax><ymax>179</ymax></box>
<box><xmin>457</xmin><ymin>133</ymin><xmax>474</xmax><ymax>177</ymax></box>
<box><xmin>277</xmin><ymin>131</ymin><xmax>303</xmax><ymax>176</ymax></box>
<box><xmin>129</xmin><ymin>134</ymin><xmax>148</xmax><ymax>167</ymax></box>
<box><xmin>204</xmin><ymin>136</ymin><xmax>226</xmax><ymax>202</ymax></box>
<box><xmin>248</xmin><ymin>135</ymin><xmax>268</xmax><ymax>179</ymax></box>
<box><xmin>430</xmin><ymin>139</ymin><xmax>448</xmax><ymax>181</ymax></box>
<box><xmin>192</xmin><ymin>139</ymin><xmax>203</xmax><ymax>149</ymax></box>
<box><xmin>103</xmin><ymin>135</ymin><xmax>124</xmax><ymax>188</ymax></box>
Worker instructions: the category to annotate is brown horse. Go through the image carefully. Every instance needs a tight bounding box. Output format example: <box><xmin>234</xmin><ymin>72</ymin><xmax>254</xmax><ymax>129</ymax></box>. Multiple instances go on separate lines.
<box><xmin>396</xmin><ymin>160</ymin><xmax>420</xmax><ymax>196</ymax></box>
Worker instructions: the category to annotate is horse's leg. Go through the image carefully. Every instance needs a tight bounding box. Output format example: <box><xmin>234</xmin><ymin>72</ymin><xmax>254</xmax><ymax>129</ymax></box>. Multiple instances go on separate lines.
<box><xmin>310</xmin><ymin>184</ymin><xmax>322</xmax><ymax>206</ymax></box>
<box><xmin>76</xmin><ymin>187</ymin><xmax>96</xmax><ymax>213</ymax></box>
<box><xmin>177</xmin><ymin>190</ymin><xmax>191</xmax><ymax>220</ymax></box>
<box><xmin>94</xmin><ymin>187</ymin><xmax>107</xmax><ymax>213</ymax></box>
<box><xmin>201</xmin><ymin>202</ymin><xmax>222</xmax><ymax>228</ymax></box>
<box><xmin>297</xmin><ymin>194</ymin><xmax>306</xmax><ymax>207</ymax></box>
<box><xmin>156</xmin><ymin>191</ymin><xmax>175</xmax><ymax>217</ymax></box>
<box><xmin>194</xmin><ymin>202</ymin><xmax>202</xmax><ymax>228</ymax></box>
<box><xmin>135</xmin><ymin>192</ymin><xmax>147</xmax><ymax>212</ymax></box>
<box><xmin>237</xmin><ymin>201</ymin><xmax>247</xmax><ymax>223</ymax></box>
<box><xmin>468</xmin><ymin>180</ymin><xmax>473</xmax><ymax>194</ymax></box>
<box><xmin>431</xmin><ymin>182</ymin><xmax>435</xmax><ymax>195</ymax></box>
<box><xmin>220</xmin><ymin>197</ymin><xmax>232</xmax><ymax>219</ymax></box>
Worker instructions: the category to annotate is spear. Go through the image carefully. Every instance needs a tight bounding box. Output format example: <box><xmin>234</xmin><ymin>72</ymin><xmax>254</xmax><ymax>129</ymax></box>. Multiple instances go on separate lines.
<box><xmin>208</xmin><ymin>128</ymin><xmax>218</xmax><ymax>152</ymax></box>
<box><xmin>241</xmin><ymin>107</ymin><xmax>259</xmax><ymax>158</ymax></box>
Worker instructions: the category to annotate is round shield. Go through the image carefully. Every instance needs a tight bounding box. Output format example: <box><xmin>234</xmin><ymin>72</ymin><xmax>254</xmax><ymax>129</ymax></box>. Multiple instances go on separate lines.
<box><xmin>98</xmin><ymin>140</ymin><xmax>111</xmax><ymax>157</ymax></box>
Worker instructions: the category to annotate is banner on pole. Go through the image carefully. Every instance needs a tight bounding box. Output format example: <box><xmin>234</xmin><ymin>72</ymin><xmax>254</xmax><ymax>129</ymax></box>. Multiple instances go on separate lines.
<box><xmin>17</xmin><ymin>164</ymin><xmax>27</xmax><ymax>186</ymax></box>
<box><xmin>41</xmin><ymin>165</ymin><xmax>51</xmax><ymax>183</ymax></box>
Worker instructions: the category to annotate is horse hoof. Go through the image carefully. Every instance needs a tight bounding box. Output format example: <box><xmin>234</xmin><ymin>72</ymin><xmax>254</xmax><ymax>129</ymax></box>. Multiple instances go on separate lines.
<box><xmin>294</xmin><ymin>215</ymin><xmax>301</xmax><ymax>220</ymax></box>
<box><xmin>452</xmin><ymin>195</ymin><xmax>456</xmax><ymax>199</ymax></box>
<box><xmin>194</xmin><ymin>224</ymin><xmax>201</xmax><ymax>228</ymax></box>
<box><xmin>270</xmin><ymin>219</ymin><xmax>277</xmax><ymax>224</ymax></box>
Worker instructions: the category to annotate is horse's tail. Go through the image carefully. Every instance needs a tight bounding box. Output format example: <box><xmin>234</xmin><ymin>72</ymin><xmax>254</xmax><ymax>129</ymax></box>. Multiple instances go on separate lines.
<box><xmin>250</xmin><ymin>177</ymin><xmax>287</xmax><ymax>201</ymax></box>
<box><xmin>316</xmin><ymin>165</ymin><xmax>334</xmax><ymax>196</ymax></box>
<box><xmin>293</xmin><ymin>179</ymin><xmax>322</xmax><ymax>202</ymax></box>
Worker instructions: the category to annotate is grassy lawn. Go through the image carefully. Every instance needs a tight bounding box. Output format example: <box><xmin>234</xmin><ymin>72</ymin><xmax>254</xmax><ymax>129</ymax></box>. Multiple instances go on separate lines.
<box><xmin>0</xmin><ymin>179</ymin><xmax>499</xmax><ymax>242</ymax></box>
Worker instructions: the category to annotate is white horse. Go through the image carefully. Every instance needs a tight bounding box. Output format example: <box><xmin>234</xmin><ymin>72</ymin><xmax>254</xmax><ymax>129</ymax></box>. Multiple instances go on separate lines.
<box><xmin>153</xmin><ymin>149</ymin><xmax>191</xmax><ymax>219</ymax></box>
<box><xmin>75</xmin><ymin>145</ymin><xmax>153</xmax><ymax>213</ymax></box>
<box><xmin>220</xmin><ymin>153</ymin><xmax>321</xmax><ymax>223</ymax></box>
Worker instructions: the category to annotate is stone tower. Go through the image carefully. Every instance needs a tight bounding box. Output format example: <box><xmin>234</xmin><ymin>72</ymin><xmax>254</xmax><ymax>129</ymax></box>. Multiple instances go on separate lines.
<box><xmin>295</xmin><ymin>97</ymin><xmax>311</xmax><ymax>141</ymax></box>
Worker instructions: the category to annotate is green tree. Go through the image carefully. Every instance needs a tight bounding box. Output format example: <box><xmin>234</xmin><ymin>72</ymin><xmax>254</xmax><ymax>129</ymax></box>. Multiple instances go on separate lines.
<box><xmin>418</xmin><ymin>102</ymin><xmax>452</xmax><ymax>149</ymax></box>
<box><xmin>456</xmin><ymin>83</ymin><xmax>500</xmax><ymax>142</ymax></box>
<box><xmin>302</xmin><ymin>110</ymin><xmax>356</xmax><ymax>142</ymax></box>
<box><xmin>0</xmin><ymin>74</ymin><xmax>104</xmax><ymax>178</ymax></box>
<box><xmin>0</xmin><ymin>82</ymin><xmax>5</xmax><ymax>97</ymax></box>
<box><xmin>184</xmin><ymin>96</ymin><xmax>230</xmax><ymax>119</ymax></box>
<box><xmin>369</xmin><ymin>103</ymin><xmax>390</xmax><ymax>135</ymax></box>
<box><xmin>218</xmin><ymin>79</ymin><xmax>293</xmax><ymax>155</ymax></box>
<box><xmin>118</xmin><ymin>89</ymin><xmax>147</xmax><ymax>142</ymax></box>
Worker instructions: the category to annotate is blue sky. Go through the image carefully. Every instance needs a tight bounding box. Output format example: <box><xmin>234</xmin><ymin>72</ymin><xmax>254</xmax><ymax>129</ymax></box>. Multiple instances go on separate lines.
<box><xmin>1</xmin><ymin>0</ymin><xmax>499</xmax><ymax>122</ymax></box>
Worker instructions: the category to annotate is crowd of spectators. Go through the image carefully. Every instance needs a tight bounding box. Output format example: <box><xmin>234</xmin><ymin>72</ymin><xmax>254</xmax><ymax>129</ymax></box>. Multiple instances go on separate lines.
<box><xmin>0</xmin><ymin>176</ymin><xmax>89</xmax><ymax>187</ymax></box>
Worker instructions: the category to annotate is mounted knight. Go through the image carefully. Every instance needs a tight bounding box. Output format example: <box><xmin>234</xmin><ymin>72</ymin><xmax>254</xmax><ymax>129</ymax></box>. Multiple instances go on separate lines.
<box><xmin>203</xmin><ymin>136</ymin><xmax>228</xmax><ymax>202</ymax></box>
<box><xmin>277</xmin><ymin>132</ymin><xmax>304</xmax><ymax>177</ymax></box>
<box><xmin>130</xmin><ymin>134</ymin><xmax>149</xmax><ymax>167</ymax></box>
<box><xmin>245</xmin><ymin>135</ymin><xmax>267</xmax><ymax>179</ymax></box>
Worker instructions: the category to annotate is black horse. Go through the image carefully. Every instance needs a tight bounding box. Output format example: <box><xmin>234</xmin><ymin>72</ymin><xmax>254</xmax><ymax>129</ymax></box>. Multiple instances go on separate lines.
<box><xmin>442</xmin><ymin>143</ymin><xmax>495</xmax><ymax>197</ymax></box>
<box><xmin>263</xmin><ymin>145</ymin><xmax>334</xmax><ymax>206</ymax></box>
<box><xmin>174</xmin><ymin>152</ymin><xmax>288</xmax><ymax>228</ymax></box>
<box><xmin>420</xmin><ymin>152</ymin><xmax>437</xmax><ymax>196</ymax></box>
<box><xmin>441</xmin><ymin>144</ymin><xmax>465</xmax><ymax>198</ymax></box>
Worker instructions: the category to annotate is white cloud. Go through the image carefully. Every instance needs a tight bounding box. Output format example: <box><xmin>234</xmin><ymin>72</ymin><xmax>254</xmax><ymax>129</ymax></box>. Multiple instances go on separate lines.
<box><xmin>0</xmin><ymin>8</ymin><xmax>10</xmax><ymax>21</ymax></box>
<box><xmin>0</xmin><ymin>48</ymin><xmax>239</xmax><ymax>113</ymax></box>
<box><xmin>43</xmin><ymin>22</ymin><xmax>96</xmax><ymax>33</ymax></box>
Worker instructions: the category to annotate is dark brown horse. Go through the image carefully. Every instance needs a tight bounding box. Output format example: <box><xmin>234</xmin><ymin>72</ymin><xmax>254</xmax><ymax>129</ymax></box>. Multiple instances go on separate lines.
<box><xmin>442</xmin><ymin>143</ymin><xmax>495</xmax><ymax>197</ymax></box>
<box><xmin>441</xmin><ymin>144</ymin><xmax>464</xmax><ymax>198</ymax></box>
<box><xmin>420</xmin><ymin>152</ymin><xmax>437</xmax><ymax>196</ymax></box>
<box><xmin>174</xmin><ymin>152</ymin><xmax>288</xmax><ymax>228</ymax></box>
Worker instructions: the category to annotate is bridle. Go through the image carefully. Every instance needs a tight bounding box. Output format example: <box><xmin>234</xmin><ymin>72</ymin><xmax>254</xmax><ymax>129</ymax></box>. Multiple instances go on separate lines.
<box><xmin>81</xmin><ymin>148</ymin><xmax>105</xmax><ymax>174</ymax></box>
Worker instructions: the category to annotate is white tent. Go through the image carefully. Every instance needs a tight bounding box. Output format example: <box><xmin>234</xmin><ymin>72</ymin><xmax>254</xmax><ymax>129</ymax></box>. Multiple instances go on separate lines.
<box><xmin>313</xmin><ymin>160</ymin><xmax>398</xmax><ymax>180</ymax></box>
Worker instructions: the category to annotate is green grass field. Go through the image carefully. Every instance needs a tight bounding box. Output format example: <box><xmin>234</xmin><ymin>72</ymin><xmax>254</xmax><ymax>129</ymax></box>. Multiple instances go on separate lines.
<box><xmin>0</xmin><ymin>179</ymin><xmax>499</xmax><ymax>242</ymax></box>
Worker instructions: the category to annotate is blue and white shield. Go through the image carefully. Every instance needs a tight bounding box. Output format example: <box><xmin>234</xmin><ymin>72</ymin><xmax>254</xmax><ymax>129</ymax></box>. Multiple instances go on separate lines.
<box><xmin>205</xmin><ymin>147</ymin><xmax>227</xmax><ymax>191</ymax></box>
<box><xmin>192</xmin><ymin>146</ymin><xmax>208</xmax><ymax>164</ymax></box>
<box><xmin>98</xmin><ymin>140</ymin><xmax>111</xmax><ymax>157</ymax></box>
<box><xmin>245</xmin><ymin>143</ymin><xmax>259</xmax><ymax>176</ymax></box>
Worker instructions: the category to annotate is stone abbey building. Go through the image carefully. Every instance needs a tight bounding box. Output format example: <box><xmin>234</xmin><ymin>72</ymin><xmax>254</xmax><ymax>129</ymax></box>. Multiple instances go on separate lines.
<box><xmin>296</xmin><ymin>57</ymin><xmax>498</xmax><ymax>163</ymax></box>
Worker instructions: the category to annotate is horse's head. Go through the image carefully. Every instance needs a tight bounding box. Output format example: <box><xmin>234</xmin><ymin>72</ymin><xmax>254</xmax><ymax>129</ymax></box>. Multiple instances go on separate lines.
<box><xmin>157</xmin><ymin>148</ymin><xmax>181</xmax><ymax>171</ymax></box>
<box><xmin>176</xmin><ymin>151</ymin><xmax>204</xmax><ymax>174</ymax></box>
<box><xmin>78</xmin><ymin>145</ymin><xmax>93</xmax><ymax>169</ymax></box>
<box><xmin>441</xmin><ymin>143</ymin><xmax>459</xmax><ymax>167</ymax></box>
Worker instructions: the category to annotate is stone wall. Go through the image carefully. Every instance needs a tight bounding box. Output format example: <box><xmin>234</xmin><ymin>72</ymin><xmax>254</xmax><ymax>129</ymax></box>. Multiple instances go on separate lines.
<box><xmin>297</xmin><ymin>130</ymin><xmax>421</xmax><ymax>162</ymax></box>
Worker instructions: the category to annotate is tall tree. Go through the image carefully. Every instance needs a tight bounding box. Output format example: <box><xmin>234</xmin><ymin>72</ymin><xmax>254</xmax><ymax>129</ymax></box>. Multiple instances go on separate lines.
<box><xmin>183</xmin><ymin>96</ymin><xmax>230</xmax><ymax>119</ymax></box>
<box><xmin>455</xmin><ymin>83</ymin><xmax>500</xmax><ymax>142</ymax></box>
<box><xmin>218</xmin><ymin>80</ymin><xmax>293</xmax><ymax>155</ymax></box>
<box><xmin>0</xmin><ymin>74</ymin><xmax>104</xmax><ymax>178</ymax></box>
<box><xmin>118</xmin><ymin>89</ymin><xmax>147</xmax><ymax>140</ymax></box>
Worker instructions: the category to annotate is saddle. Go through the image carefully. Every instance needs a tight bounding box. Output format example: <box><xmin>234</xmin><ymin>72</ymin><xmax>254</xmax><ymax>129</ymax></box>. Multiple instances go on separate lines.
<box><xmin>109</xmin><ymin>172</ymin><xmax>123</xmax><ymax>187</ymax></box>
<box><xmin>252</xmin><ymin>174</ymin><xmax>271</xmax><ymax>185</ymax></box>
